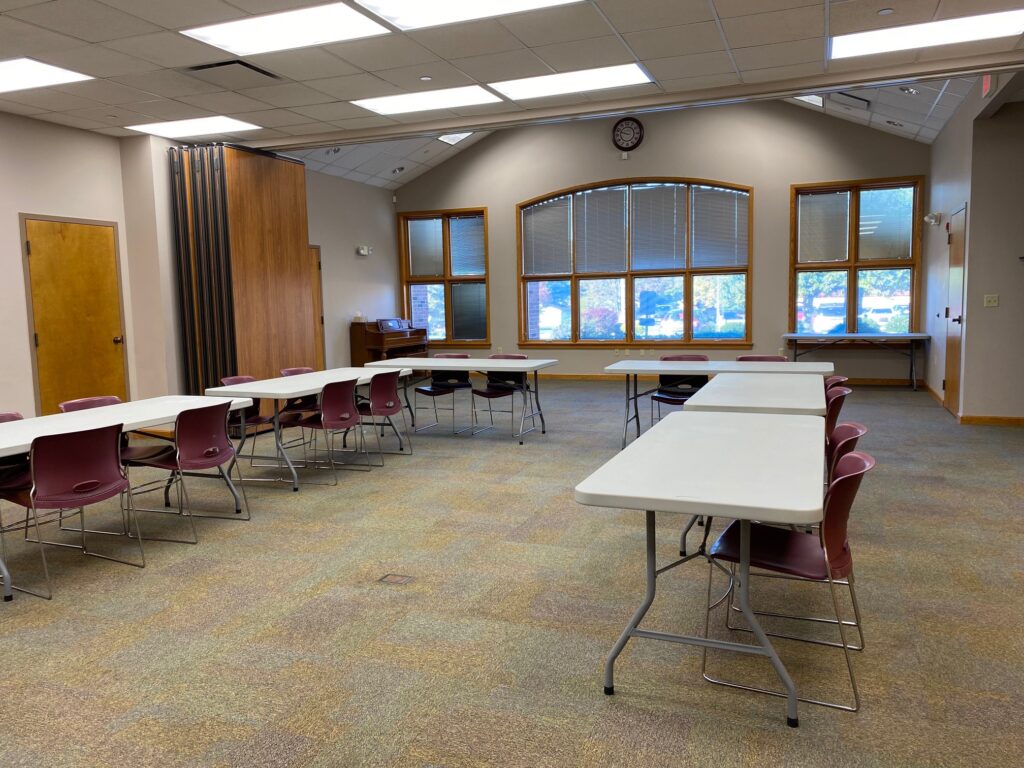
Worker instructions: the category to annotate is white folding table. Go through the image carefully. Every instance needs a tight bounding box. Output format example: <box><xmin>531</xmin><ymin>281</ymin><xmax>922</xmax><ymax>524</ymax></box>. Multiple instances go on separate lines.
<box><xmin>366</xmin><ymin>357</ymin><xmax>559</xmax><ymax>443</ymax></box>
<box><xmin>683</xmin><ymin>373</ymin><xmax>826</xmax><ymax>416</ymax></box>
<box><xmin>605</xmin><ymin>359</ymin><xmax>834</xmax><ymax>447</ymax></box>
<box><xmin>783</xmin><ymin>332</ymin><xmax>929</xmax><ymax>389</ymax></box>
<box><xmin>575</xmin><ymin>410</ymin><xmax>825</xmax><ymax>727</ymax></box>
<box><xmin>204</xmin><ymin>367</ymin><xmax>409</xmax><ymax>491</ymax></box>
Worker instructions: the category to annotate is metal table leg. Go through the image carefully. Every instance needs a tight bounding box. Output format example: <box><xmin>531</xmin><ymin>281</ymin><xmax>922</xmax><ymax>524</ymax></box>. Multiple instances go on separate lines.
<box><xmin>910</xmin><ymin>340</ymin><xmax>918</xmax><ymax>390</ymax></box>
<box><xmin>532</xmin><ymin>370</ymin><xmax>547</xmax><ymax>434</ymax></box>
<box><xmin>272</xmin><ymin>399</ymin><xmax>299</xmax><ymax>492</ymax></box>
<box><xmin>632</xmin><ymin>374</ymin><xmax>641</xmax><ymax>442</ymax></box>
<box><xmin>620</xmin><ymin>374</ymin><xmax>632</xmax><ymax>449</ymax></box>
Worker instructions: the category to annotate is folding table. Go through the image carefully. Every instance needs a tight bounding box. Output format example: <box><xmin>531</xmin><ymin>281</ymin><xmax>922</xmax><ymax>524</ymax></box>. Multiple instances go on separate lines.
<box><xmin>575</xmin><ymin>410</ymin><xmax>825</xmax><ymax>727</ymax></box>
<box><xmin>366</xmin><ymin>357</ymin><xmax>558</xmax><ymax>443</ymax></box>
<box><xmin>204</xmin><ymin>367</ymin><xmax>409</xmax><ymax>491</ymax></box>
<box><xmin>683</xmin><ymin>373</ymin><xmax>826</xmax><ymax>416</ymax></box>
<box><xmin>605</xmin><ymin>359</ymin><xmax>834</xmax><ymax>447</ymax></box>
<box><xmin>783</xmin><ymin>332</ymin><xmax>929</xmax><ymax>389</ymax></box>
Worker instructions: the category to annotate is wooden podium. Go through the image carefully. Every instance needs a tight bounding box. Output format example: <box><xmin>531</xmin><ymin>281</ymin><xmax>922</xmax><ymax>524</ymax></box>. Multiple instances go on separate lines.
<box><xmin>350</xmin><ymin>319</ymin><xmax>427</xmax><ymax>366</ymax></box>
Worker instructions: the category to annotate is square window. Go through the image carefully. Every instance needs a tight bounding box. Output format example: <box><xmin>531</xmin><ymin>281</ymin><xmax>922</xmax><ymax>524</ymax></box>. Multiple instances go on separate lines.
<box><xmin>408</xmin><ymin>218</ymin><xmax>443</xmax><ymax>276</ymax></box>
<box><xmin>579</xmin><ymin>278</ymin><xmax>626</xmax><ymax>340</ymax></box>
<box><xmin>410</xmin><ymin>283</ymin><xmax>446</xmax><ymax>340</ymax></box>
<box><xmin>634</xmin><ymin>275</ymin><xmax>685</xmax><ymax>340</ymax></box>
<box><xmin>796</xmin><ymin>271</ymin><xmax>849</xmax><ymax>335</ymax></box>
<box><xmin>858</xmin><ymin>187</ymin><xmax>914</xmax><ymax>260</ymax></box>
<box><xmin>451</xmin><ymin>282</ymin><xmax>487</xmax><ymax>339</ymax></box>
<box><xmin>692</xmin><ymin>273</ymin><xmax>746</xmax><ymax>339</ymax></box>
<box><xmin>525</xmin><ymin>280</ymin><xmax>571</xmax><ymax>341</ymax></box>
<box><xmin>798</xmin><ymin>191</ymin><xmax>849</xmax><ymax>263</ymax></box>
<box><xmin>856</xmin><ymin>268</ymin><xmax>911</xmax><ymax>333</ymax></box>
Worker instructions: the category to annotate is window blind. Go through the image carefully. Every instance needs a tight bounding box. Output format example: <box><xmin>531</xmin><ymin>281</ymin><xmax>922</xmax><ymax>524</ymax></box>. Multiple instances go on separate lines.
<box><xmin>575</xmin><ymin>185</ymin><xmax>627</xmax><ymax>273</ymax></box>
<box><xmin>522</xmin><ymin>195</ymin><xmax>572</xmax><ymax>275</ymax></box>
<box><xmin>408</xmin><ymin>218</ymin><xmax>444</xmax><ymax>275</ymax></box>
<box><xmin>451</xmin><ymin>282</ymin><xmax>487</xmax><ymax>340</ymax></box>
<box><xmin>691</xmin><ymin>186</ymin><xmax>749</xmax><ymax>268</ymax></box>
<box><xmin>450</xmin><ymin>215</ymin><xmax>486</xmax><ymax>275</ymax></box>
<box><xmin>797</xmin><ymin>191</ymin><xmax>850</xmax><ymax>263</ymax></box>
<box><xmin>630</xmin><ymin>183</ymin><xmax>686</xmax><ymax>271</ymax></box>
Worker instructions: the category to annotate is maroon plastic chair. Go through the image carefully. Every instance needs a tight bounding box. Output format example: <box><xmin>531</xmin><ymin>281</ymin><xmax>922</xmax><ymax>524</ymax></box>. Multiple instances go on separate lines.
<box><xmin>0</xmin><ymin>423</ymin><xmax>144</xmax><ymax>600</ymax></box>
<box><xmin>651</xmin><ymin>354</ymin><xmax>709</xmax><ymax>424</ymax></box>
<box><xmin>825</xmin><ymin>387</ymin><xmax>853</xmax><ymax>448</ymax></box>
<box><xmin>126</xmin><ymin>401</ymin><xmax>247</xmax><ymax>543</ymax></box>
<box><xmin>58</xmin><ymin>396</ymin><xmax>121</xmax><ymax>412</ymax></box>
<box><xmin>471</xmin><ymin>354</ymin><xmax>537</xmax><ymax>444</ymax></box>
<box><xmin>57</xmin><ymin>395</ymin><xmax>166</xmax><ymax>474</ymax></box>
<box><xmin>736</xmin><ymin>355</ymin><xmax>788</xmax><ymax>362</ymax></box>
<box><xmin>706</xmin><ymin>451</ymin><xmax>875</xmax><ymax>712</ymax></box>
<box><xmin>357</xmin><ymin>370</ymin><xmax>411</xmax><ymax>464</ymax></box>
<box><xmin>0</xmin><ymin>412</ymin><xmax>23</xmax><ymax>601</ymax></box>
<box><xmin>292</xmin><ymin>379</ymin><xmax>369</xmax><ymax>481</ymax></box>
<box><xmin>827</xmin><ymin>422</ymin><xmax>867</xmax><ymax>484</ymax></box>
<box><xmin>281</xmin><ymin>367</ymin><xmax>319</xmax><ymax>416</ymax></box>
<box><xmin>415</xmin><ymin>353</ymin><xmax>472</xmax><ymax>434</ymax></box>
<box><xmin>825</xmin><ymin>375</ymin><xmax>849</xmax><ymax>391</ymax></box>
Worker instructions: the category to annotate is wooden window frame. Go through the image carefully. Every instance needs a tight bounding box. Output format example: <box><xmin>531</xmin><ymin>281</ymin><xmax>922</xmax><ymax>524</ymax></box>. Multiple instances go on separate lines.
<box><xmin>789</xmin><ymin>176</ymin><xmax>923</xmax><ymax>334</ymax></box>
<box><xmin>516</xmin><ymin>177</ymin><xmax>754</xmax><ymax>349</ymax></box>
<box><xmin>399</xmin><ymin>207</ymin><xmax>490</xmax><ymax>348</ymax></box>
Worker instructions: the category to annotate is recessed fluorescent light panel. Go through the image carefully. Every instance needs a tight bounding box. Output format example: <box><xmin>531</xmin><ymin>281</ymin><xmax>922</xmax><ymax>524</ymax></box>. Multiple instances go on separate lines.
<box><xmin>0</xmin><ymin>58</ymin><xmax>91</xmax><ymax>94</ymax></box>
<box><xmin>354</xmin><ymin>0</ymin><xmax>582</xmax><ymax>30</ymax></box>
<box><xmin>182</xmin><ymin>3</ymin><xmax>390</xmax><ymax>56</ymax></box>
<box><xmin>490</xmin><ymin>63</ymin><xmax>650</xmax><ymax>100</ymax></box>
<box><xmin>831</xmin><ymin>9</ymin><xmax>1024</xmax><ymax>59</ymax></box>
<box><xmin>353</xmin><ymin>85</ymin><xmax>500</xmax><ymax>115</ymax></box>
<box><xmin>792</xmin><ymin>94</ymin><xmax>823</xmax><ymax>107</ymax></box>
<box><xmin>438</xmin><ymin>132</ymin><xmax>473</xmax><ymax>145</ymax></box>
<box><xmin>127</xmin><ymin>116</ymin><xmax>260</xmax><ymax>139</ymax></box>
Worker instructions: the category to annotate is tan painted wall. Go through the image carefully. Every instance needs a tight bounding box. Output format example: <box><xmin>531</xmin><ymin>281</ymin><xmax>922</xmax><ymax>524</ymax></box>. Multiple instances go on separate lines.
<box><xmin>305</xmin><ymin>170</ymin><xmax>401</xmax><ymax>367</ymax></box>
<box><xmin>395</xmin><ymin>100</ymin><xmax>931</xmax><ymax>377</ymax></box>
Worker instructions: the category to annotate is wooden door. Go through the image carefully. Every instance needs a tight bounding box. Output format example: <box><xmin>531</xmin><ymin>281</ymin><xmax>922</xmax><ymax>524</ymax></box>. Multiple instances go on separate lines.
<box><xmin>24</xmin><ymin>217</ymin><xmax>127</xmax><ymax>414</ymax></box>
<box><xmin>943</xmin><ymin>207</ymin><xmax>966</xmax><ymax>416</ymax></box>
<box><xmin>310</xmin><ymin>245</ymin><xmax>326</xmax><ymax>370</ymax></box>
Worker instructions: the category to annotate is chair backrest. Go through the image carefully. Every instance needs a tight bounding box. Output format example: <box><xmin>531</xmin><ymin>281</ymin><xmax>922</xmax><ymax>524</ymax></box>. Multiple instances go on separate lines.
<box><xmin>221</xmin><ymin>375</ymin><xmax>261</xmax><ymax>421</ymax></box>
<box><xmin>827</xmin><ymin>421</ymin><xmax>867</xmax><ymax>482</ymax></box>
<box><xmin>367</xmin><ymin>370</ymin><xmax>403</xmax><ymax>416</ymax></box>
<box><xmin>281</xmin><ymin>367</ymin><xmax>314</xmax><ymax>376</ymax></box>
<box><xmin>821</xmin><ymin>451</ymin><xmax>875</xmax><ymax>577</ymax></box>
<box><xmin>0</xmin><ymin>412</ymin><xmax>23</xmax><ymax>423</ymax></box>
<box><xmin>58</xmin><ymin>395</ymin><xmax>122</xmax><ymax>412</ymax></box>
<box><xmin>658</xmin><ymin>354</ymin><xmax>709</xmax><ymax>390</ymax></box>
<box><xmin>319</xmin><ymin>379</ymin><xmax>360</xmax><ymax>430</ymax></box>
<box><xmin>825</xmin><ymin>386</ymin><xmax>852</xmax><ymax>441</ymax></box>
<box><xmin>29</xmin><ymin>424</ymin><xmax>127</xmax><ymax>509</ymax></box>
<box><xmin>736</xmin><ymin>355</ymin><xmax>787</xmax><ymax>362</ymax></box>
<box><xmin>221</xmin><ymin>375</ymin><xmax>255</xmax><ymax>386</ymax></box>
<box><xmin>432</xmin><ymin>353</ymin><xmax>470</xmax><ymax>386</ymax></box>
<box><xmin>174</xmin><ymin>402</ymin><xmax>234</xmax><ymax>471</ymax></box>
<box><xmin>825</xmin><ymin>375</ymin><xmax>849</xmax><ymax>391</ymax></box>
<box><xmin>487</xmin><ymin>353</ymin><xmax>527</xmax><ymax>388</ymax></box>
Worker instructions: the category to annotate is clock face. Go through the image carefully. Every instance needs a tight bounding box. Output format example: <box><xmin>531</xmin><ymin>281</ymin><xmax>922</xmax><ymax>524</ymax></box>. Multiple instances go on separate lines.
<box><xmin>613</xmin><ymin>118</ymin><xmax>644</xmax><ymax>151</ymax></box>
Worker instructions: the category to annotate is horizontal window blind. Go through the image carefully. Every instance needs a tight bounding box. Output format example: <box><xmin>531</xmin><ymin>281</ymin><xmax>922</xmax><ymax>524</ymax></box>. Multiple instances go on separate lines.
<box><xmin>408</xmin><ymin>218</ymin><xmax>444</xmax><ymax>275</ymax></box>
<box><xmin>630</xmin><ymin>183</ymin><xmax>686</xmax><ymax>271</ymax></box>
<box><xmin>451</xmin><ymin>282</ymin><xmax>487</xmax><ymax>340</ymax></box>
<box><xmin>798</xmin><ymin>191</ymin><xmax>849</xmax><ymax>263</ymax></box>
<box><xmin>450</xmin><ymin>215</ymin><xmax>486</xmax><ymax>275</ymax></box>
<box><xmin>575</xmin><ymin>186</ymin><xmax>627</xmax><ymax>273</ymax></box>
<box><xmin>692</xmin><ymin>186</ymin><xmax>749</xmax><ymax>268</ymax></box>
<box><xmin>523</xmin><ymin>195</ymin><xmax>571</xmax><ymax>275</ymax></box>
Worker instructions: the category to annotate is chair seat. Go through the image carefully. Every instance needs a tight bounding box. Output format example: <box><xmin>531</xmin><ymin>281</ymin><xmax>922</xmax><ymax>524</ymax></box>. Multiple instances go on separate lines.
<box><xmin>710</xmin><ymin>521</ymin><xmax>852</xmax><ymax>581</ymax></box>
<box><xmin>415</xmin><ymin>384</ymin><xmax>460</xmax><ymax>397</ymax></box>
<box><xmin>0</xmin><ymin>477</ymin><xmax>128</xmax><ymax>510</ymax></box>
<box><xmin>0</xmin><ymin>464</ymin><xmax>30</xmax><ymax>493</ymax></box>
<box><xmin>121</xmin><ymin>444</ymin><xmax>171</xmax><ymax>463</ymax></box>
<box><xmin>472</xmin><ymin>387</ymin><xmax>516</xmax><ymax>399</ymax></box>
<box><xmin>430</xmin><ymin>380</ymin><xmax>472</xmax><ymax>390</ymax></box>
<box><xmin>356</xmin><ymin>401</ymin><xmax>401</xmax><ymax>416</ymax></box>
<box><xmin>652</xmin><ymin>392</ymin><xmax>691</xmax><ymax>405</ymax></box>
<box><xmin>230</xmin><ymin>412</ymin><xmax>275</xmax><ymax>427</ymax></box>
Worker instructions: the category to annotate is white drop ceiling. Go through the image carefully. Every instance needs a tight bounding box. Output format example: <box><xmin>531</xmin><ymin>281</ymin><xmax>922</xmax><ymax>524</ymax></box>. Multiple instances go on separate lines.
<box><xmin>0</xmin><ymin>1</ymin><xmax>1022</xmax><ymax>183</ymax></box>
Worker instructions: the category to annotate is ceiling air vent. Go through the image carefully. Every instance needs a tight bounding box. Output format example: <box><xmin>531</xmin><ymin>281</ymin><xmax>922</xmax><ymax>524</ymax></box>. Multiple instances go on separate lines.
<box><xmin>185</xmin><ymin>60</ymin><xmax>282</xmax><ymax>89</ymax></box>
<box><xmin>830</xmin><ymin>92</ymin><xmax>872</xmax><ymax>110</ymax></box>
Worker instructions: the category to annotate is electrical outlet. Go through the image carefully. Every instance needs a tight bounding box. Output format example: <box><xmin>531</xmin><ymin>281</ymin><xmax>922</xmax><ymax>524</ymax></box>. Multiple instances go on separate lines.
<box><xmin>984</xmin><ymin>294</ymin><xmax>999</xmax><ymax>307</ymax></box>
<box><xmin>624</xmin><ymin>349</ymin><xmax>630</xmax><ymax>356</ymax></box>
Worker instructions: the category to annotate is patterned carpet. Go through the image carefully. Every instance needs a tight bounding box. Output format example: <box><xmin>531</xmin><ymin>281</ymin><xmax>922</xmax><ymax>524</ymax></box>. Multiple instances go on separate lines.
<box><xmin>0</xmin><ymin>381</ymin><xmax>1021</xmax><ymax>767</ymax></box>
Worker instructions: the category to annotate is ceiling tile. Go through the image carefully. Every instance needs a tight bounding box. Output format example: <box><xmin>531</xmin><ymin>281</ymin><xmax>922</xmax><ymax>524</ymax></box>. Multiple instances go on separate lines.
<box><xmin>869</xmin><ymin>112</ymin><xmax>921</xmax><ymax>136</ymax></box>
<box><xmin>354</xmin><ymin>152</ymin><xmax>407</xmax><ymax>176</ymax></box>
<box><xmin>94</xmin><ymin>126</ymin><xmax>139</xmax><ymax>136</ymax></box>
<box><xmin>325</xmin><ymin>35</ymin><xmax>440</xmax><ymax>71</ymax></box>
<box><xmin>332</xmin><ymin>115</ymin><xmax>398</xmax><ymax>130</ymax></box>
<box><xmin>871</xmin><ymin>89</ymin><xmax>935</xmax><ymax>115</ymax></box>
<box><xmin>95</xmin><ymin>0</ymin><xmax>248</xmax><ymax>29</ymax></box>
<box><xmin>595</xmin><ymin>0</ymin><xmax>712</xmax><ymax>33</ymax></box>
<box><xmin>497</xmin><ymin>4</ymin><xmax>612</xmax><ymax>47</ymax></box>
<box><xmin>387</xmin><ymin>108</ymin><xmax>459</xmax><ymax>124</ymax></box>
<box><xmin>238</xmin><ymin>82</ymin><xmax>337</xmax><ymax>107</ymax></box>
<box><xmin>237</xmin><ymin>127</ymin><xmax>289</xmax><ymax>140</ymax></box>
<box><xmin>643</xmin><ymin>50</ymin><xmax>736</xmax><ymax>81</ymax></box>
<box><xmin>450</xmin><ymin>49</ymin><xmax>552</xmax><ymax>82</ymax></box>
<box><xmin>449</xmin><ymin>100</ymin><xmax>524</xmax><ymax>116</ymax></box>
<box><xmin>720</xmin><ymin>5</ymin><xmax>825</xmax><ymax>48</ymax></box>
<box><xmin>8</xmin><ymin>0</ymin><xmax>160</xmax><ymax>43</ymax></box>
<box><xmin>590</xmin><ymin>82</ymin><xmax>662</xmax><ymax>100</ymax></box>
<box><xmin>829</xmin><ymin>0</ymin><xmax>939</xmax><ymax>36</ymax></box>
<box><xmin>342</xmin><ymin>170</ymin><xmax>371</xmax><ymax>182</ymax></box>
<box><xmin>935</xmin><ymin>0</ymin><xmax>1024</xmax><ymax>19</ymax></box>
<box><xmin>178</xmin><ymin>91</ymin><xmax>272</xmax><ymax>112</ymax></box>
<box><xmin>0</xmin><ymin>15</ymin><xmax>85</xmax><ymax>56</ymax></box>
<box><xmin>289</xmin><ymin>101</ymin><xmax>373</xmax><ymax>121</ymax></box>
<box><xmin>658</xmin><ymin>72</ymin><xmax>742</xmax><ymax>93</ymax></box>
<box><xmin>871</xmin><ymin>100</ymin><xmax>932</xmax><ymax>124</ymax></box>
<box><xmin>503</xmin><ymin>92</ymin><xmax>590</xmax><ymax>109</ymax></box>
<box><xmin>825</xmin><ymin>48</ymin><xmax>917</xmax><ymax>73</ymax></box>
<box><xmin>110</xmin><ymin>70</ymin><xmax>224</xmax><ymax>97</ymax></box>
<box><xmin>228</xmin><ymin>108</ymin><xmax>309</xmax><ymax>126</ymax></box>
<box><xmin>33</xmin><ymin>111</ymin><xmax>106</xmax><ymax>129</ymax></box>
<box><xmin>305</xmin><ymin>73</ymin><xmax>404</xmax><ymax>101</ymax></box>
<box><xmin>741</xmin><ymin>61</ymin><xmax>825</xmax><ymax>82</ymax></box>
<box><xmin>914</xmin><ymin>36</ymin><xmax>1020</xmax><ymax>62</ymax></box>
<box><xmin>715</xmin><ymin>0</ymin><xmax>823</xmax><ymax>17</ymax></box>
<box><xmin>318</xmin><ymin>164</ymin><xmax>351</xmax><ymax>178</ymax></box>
<box><xmin>246</xmin><ymin>48</ymin><xmax>362</xmax><ymax>81</ymax></box>
<box><xmin>0</xmin><ymin>97</ymin><xmax>48</xmax><ymax>115</ymax></box>
<box><xmin>277</xmin><ymin>121</ymin><xmax>338</xmax><ymax>135</ymax></box>
<box><xmin>33</xmin><ymin>44</ymin><xmax>161</xmax><ymax>77</ymax></box>
<box><xmin>824</xmin><ymin>101</ymin><xmax>871</xmax><ymax>124</ymax></box>
<box><xmin>944</xmin><ymin>78</ymin><xmax>977</xmax><ymax>97</ymax></box>
<box><xmin>374</xmin><ymin>61</ymin><xmax>476</xmax><ymax>91</ymax></box>
<box><xmin>732</xmin><ymin>37</ymin><xmax>824</xmax><ymax>71</ymax></box>
<box><xmin>409</xmin><ymin>20</ymin><xmax>524</xmax><ymax>60</ymax></box>
<box><xmin>531</xmin><ymin>36</ymin><xmax>635</xmax><ymax>72</ymax></box>
<box><xmin>917</xmin><ymin>126</ymin><xmax>939</xmax><ymax>140</ymax></box>
<box><xmin>61</xmin><ymin>104</ymin><xmax>156</xmax><ymax>126</ymax></box>
<box><xmin>103</xmin><ymin>32</ymin><xmax>231</xmax><ymax>68</ymax></box>
<box><xmin>0</xmin><ymin>88</ymin><xmax>102</xmax><ymax>110</ymax></box>
<box><xmin>0</xmin><ymin>0</ymin><xmax>49</xmax><ymax>8</ymax></box>
<box><xmin>224</xmin><ymin>0</ymin><xmax>326</xmax><ymax>11</ymax></box>
<box><xmin>623</xmin><ymin>22</ymin><xmax>725</xmax><ymax>60</ymax></box>
<box><xmin>54</xmin><ymin>78</ymin><xmax>157</xmax><ymax>105</ymax></box>
<box><xmin>187</xmin><ymin>62</ymin><xmax>281</xmax><ymax>90</ymax></box>
<box><xmin>129</xmin><ymin>99</ymin><xmax>214</xmax><ymax>120</ymax></box>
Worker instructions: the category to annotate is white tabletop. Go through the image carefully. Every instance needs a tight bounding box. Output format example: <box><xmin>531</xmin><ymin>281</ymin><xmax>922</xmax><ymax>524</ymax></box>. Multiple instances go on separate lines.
<box><xmin>575</xmin><ymin>411</ymin><xmax>824</xmax><ymax>525</ymax></box>
<box><xmin>605</xmin><ymin>360</ymin><xmax>834</xmax><ymax>376</ymax></box>
<box><xmin>0</xmin><ymin>395</ymin><xmax>253</xmax><ymax>459</ymax></box>
<box><xmin>683</xmin><ymin>373</ymin><xmax>826</xmax><ymax>416</ymax></box>
<box><xmin>203</xmin><ymin>367</ymin><xmax>411</xmax><ymax>400</ymax></box>
<box><xmin>783</xmin><ymin>332</ymin><xmax>929</xmax><ymax>341</ymax></box>
<box><xmin>366</xmin><ymin>357</ymin><xmax>559</xmax><ymax>373</ymax></box>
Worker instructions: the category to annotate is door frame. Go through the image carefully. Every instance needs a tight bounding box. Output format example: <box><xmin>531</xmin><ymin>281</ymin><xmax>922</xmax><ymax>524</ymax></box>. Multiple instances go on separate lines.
<box><xmin>19</xmin><ymin>213</ymin><xmax>132</xmax><ymax>415</ymax></box>
<box><xmin>309</xmin><ymin>244</ymin><xmax>326</xmax><ymax>370</ymax></box>
<box><xmin>943</xmin><ymin>204</ymin><xmax>967</xmax><ymax>417</ymax></box>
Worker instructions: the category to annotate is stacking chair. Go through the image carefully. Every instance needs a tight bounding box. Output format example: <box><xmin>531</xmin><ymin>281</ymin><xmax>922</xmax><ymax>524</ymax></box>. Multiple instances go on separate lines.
<box><xmin>471</xmin><ymin>354</ymin><xmax>536</xmax><ymax>445</ymax></box>
<box><xmin>292</xmin><ymin>379</ymin><xmax>370</xmax><ymax>482</ymax></box>
<box><xmin>703</xmin><ymin>451</ymin><xmax>875</xmax><ymax>712</ymax></box>
<box><xmin>125</xmin><ymin>401</ymin><xmax>248</xmax><ymax>544</ymax></box>
<box><xmin>825</xmin><ymin>375</ymin><xmax>849</xmax><ymax>391</ymax></box>
<box><xmin>825</xmin><ymin>387</ymin><xmax>853</xmax><ymax>449</ymax></box>
<box><xmin>357</xmin><ymin>370</ymin><xmax>412</xmax><ymax>464</ymax></box>
<box><xmin>220</xmin><ymin>375</ymin><xmax>298</xmax><ymax>467</ymax></box>
<box><xmin>827</xmin><ymin>422</ymin><xmax>867</xmax><ymax>484</ymax></box>
<box><xmin>0</xmin><ymin>424</ymin><xmax>145</xmax><ymax>600</ymax></box>
<box><xmin>736</xmin><ymin>355</ymin><xmax>788</xmax><ymax>362</ymax></box>
<box><xmin>414</xmin><ymin>353</ymin><xmax>473</xmax><ymax>433</ymax></box>
<box><xmin>651</xmin><ymin>354</ymin><xmax>709</xmax><ymax>424</ymax></box>
<box><xmin>58</xmin><ymin>395</ymin><xmax>168</xmax><ymax>464</ymax></box>
<box><xmin>0</xmin><ymin>412</ymin><xmax>25</xmax><ymax>601</ymax></box>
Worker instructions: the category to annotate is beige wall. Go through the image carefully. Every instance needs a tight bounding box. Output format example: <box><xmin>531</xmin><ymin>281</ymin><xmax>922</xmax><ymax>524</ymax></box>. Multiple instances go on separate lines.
<box><xmin>305</xmin><ymin>170</ymin><xmax>401</xmax><ymax>367</ymax></box>
<box><xmin>396</xmin><ymin>100</ymin><xmax>931</xmax><ymax>377</ymax></box>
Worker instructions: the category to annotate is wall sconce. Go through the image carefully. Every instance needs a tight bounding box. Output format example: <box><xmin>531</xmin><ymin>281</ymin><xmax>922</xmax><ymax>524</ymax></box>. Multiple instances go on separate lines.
<box><xmin>923</xmin><ymin>212</ymin><xmax>943</xmax><ymax>226</ymax></box>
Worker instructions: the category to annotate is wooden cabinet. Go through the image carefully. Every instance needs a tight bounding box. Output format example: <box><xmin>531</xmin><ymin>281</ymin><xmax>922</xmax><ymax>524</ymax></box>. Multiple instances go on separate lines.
<box><xmin>350</xmin><ymin>320</ymin><xmax>427</xmax><ymax>366</ymax></box>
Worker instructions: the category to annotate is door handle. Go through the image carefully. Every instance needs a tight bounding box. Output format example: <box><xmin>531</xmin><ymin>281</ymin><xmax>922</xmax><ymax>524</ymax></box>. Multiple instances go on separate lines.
<box><xmin>951</xmin><ymin>316</ymin><xmax>962</xmax><ymax>324</ymax></box>
<box><xmin>113</xmin><ymin>336</ymin><xmax>124</xmax><ymax>344</ymax></box>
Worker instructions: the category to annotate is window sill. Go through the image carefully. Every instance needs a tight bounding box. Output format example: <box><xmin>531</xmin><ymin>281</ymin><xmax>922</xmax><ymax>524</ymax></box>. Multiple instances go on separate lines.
<box><xmin>517</xmin><ymin>340</ymin><xmax>753</xmax><ymax>349</ymax></box>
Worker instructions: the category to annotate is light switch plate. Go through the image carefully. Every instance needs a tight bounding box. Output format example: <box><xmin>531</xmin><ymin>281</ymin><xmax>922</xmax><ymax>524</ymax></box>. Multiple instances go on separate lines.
<box><xmin>984</xmin><ymin>294</ymin><xmax>999</xmax><ymax>307</ymax></box>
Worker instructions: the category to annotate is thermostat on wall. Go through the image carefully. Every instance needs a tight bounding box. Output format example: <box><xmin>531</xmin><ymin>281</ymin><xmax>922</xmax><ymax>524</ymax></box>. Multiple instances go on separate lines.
<box><xmin>355</xmin><ymin>245</ymin><xmax>373</xmax><ymax>257</ymax></box>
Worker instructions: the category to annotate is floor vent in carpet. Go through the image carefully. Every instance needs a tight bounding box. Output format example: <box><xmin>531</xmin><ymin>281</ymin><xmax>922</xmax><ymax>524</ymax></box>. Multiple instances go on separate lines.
<box><xmin>378</xmin><ymin>573</ymin><xmax>413</xmax><ymax>585</ymax></box>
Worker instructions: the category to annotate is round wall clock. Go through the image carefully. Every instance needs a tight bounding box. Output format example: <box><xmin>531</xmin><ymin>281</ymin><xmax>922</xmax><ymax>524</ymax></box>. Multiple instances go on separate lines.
<box><xmin>612</xmin><ymin>117</ymin><xmax>644</xmax><ymax>151</ymax></box>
